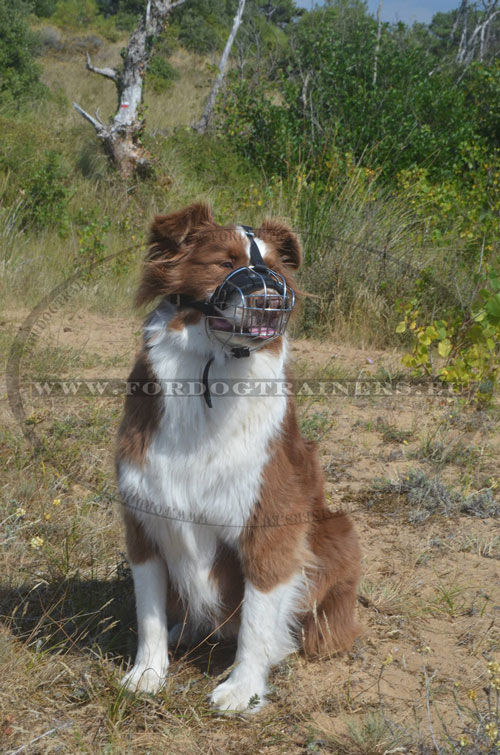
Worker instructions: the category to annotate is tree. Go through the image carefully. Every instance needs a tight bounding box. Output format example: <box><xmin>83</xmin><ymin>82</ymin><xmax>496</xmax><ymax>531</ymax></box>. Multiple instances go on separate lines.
<box><xmin>193</xmin><ymin>0</ymin><xmax>246</xmax><ymax>133</ymax></box>
<box><xmin>0</xmin><ymin>0</ymin><xmax>45</xmax><ymax>107</ymax></box>
<box><xmin>73</xmin><ymin>0</ymin><xmax>186</xmax><ymax>178</ymax></box>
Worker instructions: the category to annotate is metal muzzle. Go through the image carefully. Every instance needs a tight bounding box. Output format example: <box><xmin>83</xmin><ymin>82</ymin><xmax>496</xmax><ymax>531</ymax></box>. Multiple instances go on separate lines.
<box><xmin>206</xmin><ymin>265</ymin><xmax>295</xmax><ymax>353</ymax></box>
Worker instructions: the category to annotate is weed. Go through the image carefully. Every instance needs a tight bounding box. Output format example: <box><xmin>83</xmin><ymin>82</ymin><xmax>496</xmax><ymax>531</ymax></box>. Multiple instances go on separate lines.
<box><xmin>412</xmin><ymin>437</ymin><xmax>482</xmax><ymax>467</ymax></box>
<box><xmin>300</xmin><ymin>410</ymin><xmax>334</xmax><ymax>442</ymax></box>
<box><xmin>320</xmin><ymin>712</ymin><xmax>406</xmax><ymax>754</ymax></box>
<box><xmin>375</xmin><ymin>417</ymin><xmax>414</xmax><ymax>444</ymax></box>
<box><xmin>367</xmin><ymin>469</ymin><xmax>500</xmax><ymax>523</ymax></box>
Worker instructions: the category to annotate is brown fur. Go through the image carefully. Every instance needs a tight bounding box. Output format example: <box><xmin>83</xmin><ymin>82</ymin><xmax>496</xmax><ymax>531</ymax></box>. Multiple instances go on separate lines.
<box><xmin>116</xmin><ymin>350</ymin><xmax>162</xmax><ymax>466</ymax></box>
<box><xmin>123</xmin><ymin>509</ymin><xmax>156</xmax><ymax>564</ymax></box>
<box><xmin>208</xmin><ymin>542</ymin><xmax>245</xmax><ymax>634</ymax></box>
<box><xmin>240</xmin><ymin>399</ymin><xmax>360</xmax><ymax>655</ymax></box>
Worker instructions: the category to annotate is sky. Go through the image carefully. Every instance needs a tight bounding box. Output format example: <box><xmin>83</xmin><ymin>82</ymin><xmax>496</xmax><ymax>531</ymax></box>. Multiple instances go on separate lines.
<box><xmin>295</xmin><ymin>1</ymin><xmax>461</xmax><ymax>25</ymax></box>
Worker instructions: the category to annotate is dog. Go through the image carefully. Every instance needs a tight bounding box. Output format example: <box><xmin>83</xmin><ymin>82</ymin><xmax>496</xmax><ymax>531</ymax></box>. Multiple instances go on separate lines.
<box><xmin>116</xmin><ymin>203</ymin><xmax>360</xmax><ymax>712</ymax></box>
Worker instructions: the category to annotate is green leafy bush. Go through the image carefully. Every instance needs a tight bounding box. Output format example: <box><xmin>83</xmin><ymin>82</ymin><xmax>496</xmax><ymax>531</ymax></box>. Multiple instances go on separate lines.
<box><xmin>397</xmin><ymin>265</ymin><xmax>500</xmax><ymax>402</ymax></box>
<box><xmin>0</xmin><ymin>0</ymin><xmax>46</xmax><ymax>106</ymax></box>
<box><xmin>147</xmin><ymin>56</ymin><xmax>179</xmax><ymax>93</ymax></box>
<box><xmin>220</xmin><ymin>2</ymin><xmax>498</xmax><ymax>185</ymax></box>
<box><xmin>22</xmin><ymin>151</ymin><xmax>72</xmax><ymax>236</ymax></box>
<box><xmin>170</xmin><ymin>0</ymin><xmax>236</xmax><ymax>54</ymax></box>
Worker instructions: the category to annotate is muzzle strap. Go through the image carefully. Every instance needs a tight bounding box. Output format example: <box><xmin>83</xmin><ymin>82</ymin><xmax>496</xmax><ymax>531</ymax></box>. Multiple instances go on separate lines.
<box><xmin>167</xmin><ymin>293</ymin><xmax>215</xmax><ymax>316</ymax></box>
<box><xmin>240</xmin><ymin>225</ymin><xmax>267</xmax><ymax>272</ymax></box>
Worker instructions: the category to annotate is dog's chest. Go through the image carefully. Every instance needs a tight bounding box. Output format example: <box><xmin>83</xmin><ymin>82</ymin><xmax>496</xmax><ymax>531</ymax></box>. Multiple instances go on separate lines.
<box><xmin>123</xmin><ymin>332</ymin><xmax>287</xmax><ymax>539</ymax></box>
<box><xmin>146</xmin><ymin>391</ymin><xmax>284</xmax><ymax>534</ymax></box>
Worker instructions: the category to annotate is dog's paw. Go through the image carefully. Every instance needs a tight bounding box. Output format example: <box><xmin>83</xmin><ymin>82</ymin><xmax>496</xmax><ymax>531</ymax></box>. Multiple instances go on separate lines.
<box><xmin>121</xmin><ymin>661</ymin><xmax>168</xmax><ymax>694</ymax></box>
<box><xmin>210</xmin><ymin>675</ymin><xmax>266</xmax><ymax>713</ymax></box>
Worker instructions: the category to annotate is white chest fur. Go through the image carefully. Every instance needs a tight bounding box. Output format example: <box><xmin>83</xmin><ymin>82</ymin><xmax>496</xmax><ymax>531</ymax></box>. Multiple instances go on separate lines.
<box><xmin>117</xmin><ymin>303</ymin><xmax>288</xmax><ymax>621</ymax></box>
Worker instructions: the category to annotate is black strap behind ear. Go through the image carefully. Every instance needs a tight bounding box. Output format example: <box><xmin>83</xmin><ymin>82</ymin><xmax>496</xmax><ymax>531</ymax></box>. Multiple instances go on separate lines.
<box><xmin>240</xmin><ymin>225</ymin><xmax>267</xmax><ymax>272</ymax></box>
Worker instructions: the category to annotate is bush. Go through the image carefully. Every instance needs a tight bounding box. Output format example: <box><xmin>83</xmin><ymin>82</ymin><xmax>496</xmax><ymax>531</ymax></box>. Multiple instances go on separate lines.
<box><xmin>0</xmin><ymin>0</ymin><xmax>46</xmax><ymax>107</ymax></box>
<box><xmin>220</xmin><ymin>3</ymin><xmax>498</xmax><ymax>186</ymax></box>
<box><xmin>22</xmin><ymin>151</ymin><xmax>72</xmax><ymax>236</ymax></box>
<box><xmin>396</xmin><ymin>264</ymin><xmax>500</xmax><ymax>402</ymax></box>
<box><xmin>146</xmin><ymin>56</ymin><xmax>179</xmax><ymax>94</ymax></box>
<box><xmin>170</xmin><ymin>0</ymin><xmax>236</xmax><ymax>54</ymax></box>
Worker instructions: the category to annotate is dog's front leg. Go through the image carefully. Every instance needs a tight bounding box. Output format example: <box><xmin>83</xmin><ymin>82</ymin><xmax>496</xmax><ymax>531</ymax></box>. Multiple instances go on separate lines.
<box><xmin>210</xmin><ymin>577</ymin><xmax>301</xmax><ymax>713</ymax></box>
<box><xmin>121</xmin><ymin>557</ymin><xmax>170</xmax><ymax>694</ymax></box>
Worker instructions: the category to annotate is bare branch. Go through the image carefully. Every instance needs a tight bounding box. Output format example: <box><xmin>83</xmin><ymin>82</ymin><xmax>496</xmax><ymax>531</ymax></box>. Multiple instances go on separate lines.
<box><xmin>86</xmin><ymin>51</ymin><xmax>118</xmax><ymax>82</ymax></box>
<box><xmin>301</xmin><ymin>70</ymin><xmax>311</xmax><ymax>110</ymax></box>
<box><xmin>73</xmin><ymin>102</ymin><xmax>105</xmax><ymax>132</ymax></box>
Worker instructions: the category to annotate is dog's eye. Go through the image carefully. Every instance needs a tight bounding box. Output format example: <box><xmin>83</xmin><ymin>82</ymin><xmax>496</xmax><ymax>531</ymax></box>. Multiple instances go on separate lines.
<box><xmin>219</xmin><ymin>261</ymin><xmax>234</xmax><ymax>269</ymax></box>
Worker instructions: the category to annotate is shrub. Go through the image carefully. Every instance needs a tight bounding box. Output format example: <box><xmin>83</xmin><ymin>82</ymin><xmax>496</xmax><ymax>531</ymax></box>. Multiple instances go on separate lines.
<box><xmin>397</xmin><ymin>264</ymin><xmax>500</xmax><ymax>402</ymax></box>
<box><xmin>146</xmin><ymin>56</ymin><xmax>179</xmax><ymax>94</ymax></box>
<box><xmin>369</xmin><ymin>469</ymin><xmax>500</xmax><ymax>523</ymax></box>
<box><xmin>0</xmin><ymin>0</ymin><xmax>46</xmax><ymax>106</ymax></box>
<box><xmin>22</xmin><ymin>151</ymin><xmax>72</xmax><ymax>236</ymax></box>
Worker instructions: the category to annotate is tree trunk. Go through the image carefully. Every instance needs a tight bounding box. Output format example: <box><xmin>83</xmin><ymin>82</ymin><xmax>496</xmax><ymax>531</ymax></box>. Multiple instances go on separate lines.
<box><xmin>73</xmin><ymin>0</ymin><xmax>186</xmax><ymax>179</ymax></box>
<box><xmin>193</xmin><ymin>0</ymin><xmax>246</xmax><ymax>134</ymax></box>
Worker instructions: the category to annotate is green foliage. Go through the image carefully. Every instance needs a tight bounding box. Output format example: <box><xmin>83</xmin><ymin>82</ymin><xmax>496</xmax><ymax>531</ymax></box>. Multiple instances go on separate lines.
<box><xmin>220</xmin><ymin>1</ymin><xmax>499</xmax><ymax>184</ymax></box>
<box><xmin>22</xmin><ymin>151</ymin><xmax>72</xmax><ymax>236</ymax></box>
<box><xmin>146</xmin><ymin>55</ymin><xmax>179</xmax><ymax>94</ymax></box>
<box><xmin>170</xmin><ymin>0</ymin><xmax>237</xmax><ymax>54</ymax></box>
<box><xmin>75</xmin><ymin>209</ymin><xmax>111</xmax><ymax>271</ymax></box>
<box><xmin>0</xmin><ymin>0</ymin><xmax>46</xmax><ymax>106</ymax></box>
<box><xmin>397</xmin><ymin>265</ymin><xmax>500</xmax><ymax>402</ymax></box>
<box><xmin>397</xmin><ymin>144</ymin><xmax>500</xmax><ymax>263</ymax></box>
<box><xmin>51</xmin><ymin>0</ymin><xmax>120</xmax><ymax>39</ymax></box>
<box><xmin>33</xmin><ymin>0</ymin><xmax>58</xmax><ymax>17</ymax></box>
<box><xmin>52</xmin><ymin>0</ymin><xmax>100</xmax><ymax>28</ymax></box>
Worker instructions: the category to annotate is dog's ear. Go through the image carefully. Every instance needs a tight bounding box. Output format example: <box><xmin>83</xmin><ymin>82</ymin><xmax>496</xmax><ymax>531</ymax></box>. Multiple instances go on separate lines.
<box><xmin>148</xmin><ymin>203</ymin><xmax>214</xmax><ymax>260</ymax></box>
<box><xmin>259</xmin><ymin>219</ymin><xmax>302</xmax><ymax>270</ymax></box>
<box><xmin>136</xmin><ymin>203</ymin><xmax>214</xmax><ymax>307</ymax></box>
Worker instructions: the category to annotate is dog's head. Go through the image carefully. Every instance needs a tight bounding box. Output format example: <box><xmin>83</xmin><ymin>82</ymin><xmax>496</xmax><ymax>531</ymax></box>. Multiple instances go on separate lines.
<box><xmin>136</xmin><ymin>203</ymin><xmax>302</xmax><ymax>351</ymax></box>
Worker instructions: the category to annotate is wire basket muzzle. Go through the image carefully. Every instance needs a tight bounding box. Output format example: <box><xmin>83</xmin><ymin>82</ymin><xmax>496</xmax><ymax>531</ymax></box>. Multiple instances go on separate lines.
<box><xmin>206</xmin><ymin>266</ymin><xmax>295</xmax><ymax>351</ymax></box>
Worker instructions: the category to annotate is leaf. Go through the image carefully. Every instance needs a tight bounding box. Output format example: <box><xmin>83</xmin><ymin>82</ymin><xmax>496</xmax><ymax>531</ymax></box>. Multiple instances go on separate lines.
<box><xmin>396</xmin><ymin>321</ymin><xmax>406</xmax><ymax>333</ymax></box>
<box><xmin>425</xmin><ymin>325</ymin><xmax>438</xmax><ymax>340</ymax></box>
<box><xmin>438</xmin><ymin>339</ymin><xmax>452</xmax><ymax>358</ymax></box>
<box><xmin>485</xmin><ymin>293</ymin><xmax>500</xmax><ymax>320</ymax></box>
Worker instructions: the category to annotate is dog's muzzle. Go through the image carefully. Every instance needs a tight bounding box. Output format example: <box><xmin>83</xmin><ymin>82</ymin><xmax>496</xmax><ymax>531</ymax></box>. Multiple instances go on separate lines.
<box><xmin>165</xmin><ymin>225</ymin><xmax>296</xmax><ymax>359</ymax></box>
<box><xmin>206</xmin><ymin>265</ymin><xmax>294</xmax><ymax>353</ymax></box>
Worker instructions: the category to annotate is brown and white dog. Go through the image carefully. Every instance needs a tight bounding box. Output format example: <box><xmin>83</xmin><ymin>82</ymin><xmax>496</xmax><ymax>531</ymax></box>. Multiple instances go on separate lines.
<box><xmin>116</xmin><ymin>203</ymin><xmax>360</xmax><ymax>712</ymax></box>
